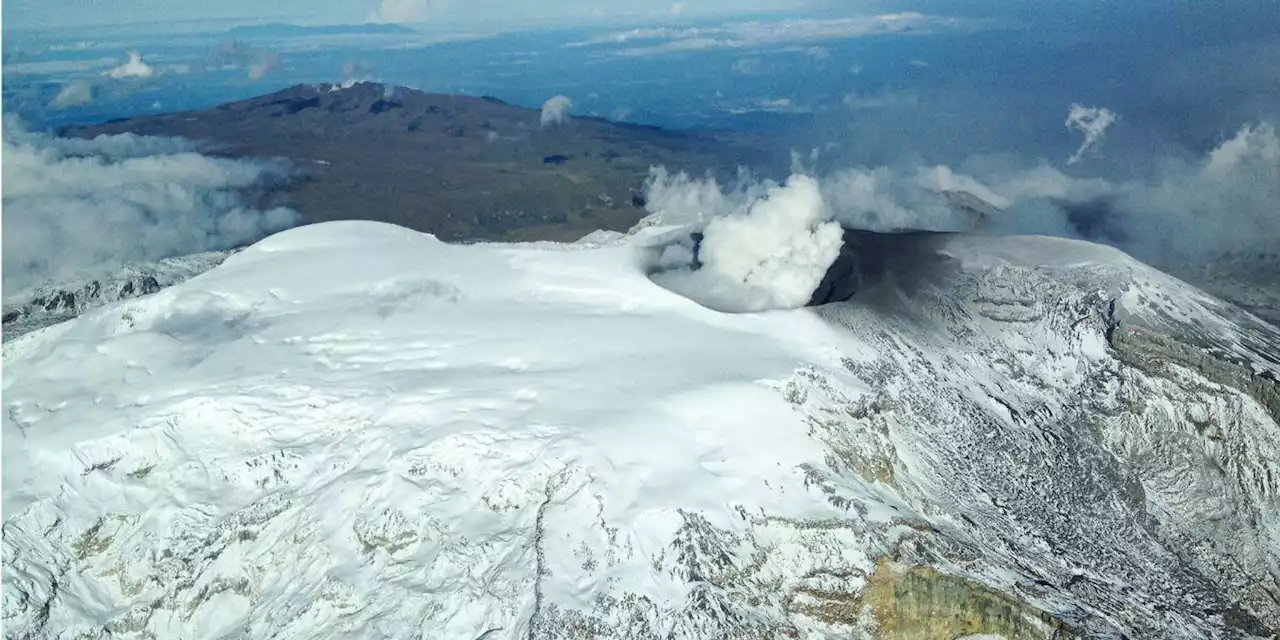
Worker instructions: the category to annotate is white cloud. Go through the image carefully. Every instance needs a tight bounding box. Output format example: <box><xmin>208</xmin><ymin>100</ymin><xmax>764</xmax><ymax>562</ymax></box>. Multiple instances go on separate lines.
<box><xmin>1065</xmin><ymin>103</ymin><xmax>1119</xmax><ymax>165</ymax></box>
<box><xmin>566</xmin><ymin>13</ymin><xmax>969</xmax><ymax>56</ymax></box>
<box><xmin>723</xmin><ymin>97</ymin><xmax>813</xmax><ymax>115</ymax></box>
<box><xmin>1</xmin><ymin>121</ymin><xmax>300</xmax><ymax>292</ymax></box>
<box><xmin>644</xmin><ymin>169</ymin><xmax>843</xmax><ymax>313</ymax></box>
<box><xmin>368</xmin><ymin>0</ymin><xmax>451</xmax><ymax>24</ymax></box>
<box><xmin>841</xmin><ymin>89</ymin><xmax>919</xmax><ymax>110</ymax></box>
<box><xmin>104</xmin><ymin>50</ymin><xmax>155</xmax><ymax>79</ymax></box>
<box><xmin>669</xmin><ymin>2</ymin><xmax>685</xmax><ymax>15</ymax></box>
<box><xmin>811</xmin><ymin>121</ymin><xmax>1280</xmax><ymax>263</ymax></box>
<box><xmin>540</xmin><ymin>95</ymin><xmax>574</xmax><ymax>129</ymax></box>
<box><xmin>49</xmin><ymin>80</ymin><xmax>94</xmax><ymax>109</ymax></box>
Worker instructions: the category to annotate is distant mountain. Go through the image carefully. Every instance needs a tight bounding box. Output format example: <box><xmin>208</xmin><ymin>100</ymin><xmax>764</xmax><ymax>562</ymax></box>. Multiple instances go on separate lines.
<box><xmin>223</xmin><ymin>23</ymin><xmax>416</xmax><ymax>38</ymax></box>
<box><xmin>65</xmin><ymin>83</ymin><xmax>779</xmax><ymax>243</ymax></box>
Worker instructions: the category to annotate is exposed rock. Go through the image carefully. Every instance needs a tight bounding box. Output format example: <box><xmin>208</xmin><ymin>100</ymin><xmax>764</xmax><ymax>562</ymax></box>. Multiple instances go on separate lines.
<box><xmin>2</xmin><ymin>251</ymin><xmax>230</xmax><ymax>342</ymax></box>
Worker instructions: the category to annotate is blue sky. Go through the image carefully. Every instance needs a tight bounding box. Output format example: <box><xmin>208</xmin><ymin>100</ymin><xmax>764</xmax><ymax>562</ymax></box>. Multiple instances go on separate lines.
<box><xmin>2</xmin><ymin>0</ymin><xmax>811</xmax><ymax>30</ymax></box>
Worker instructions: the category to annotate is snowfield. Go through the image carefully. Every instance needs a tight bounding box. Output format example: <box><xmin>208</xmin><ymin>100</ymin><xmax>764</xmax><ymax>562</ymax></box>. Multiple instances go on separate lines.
<box><xmin>4</xmin><ymin>221</ymin><xmax>1279</xmax><ymax>639</ymax></box>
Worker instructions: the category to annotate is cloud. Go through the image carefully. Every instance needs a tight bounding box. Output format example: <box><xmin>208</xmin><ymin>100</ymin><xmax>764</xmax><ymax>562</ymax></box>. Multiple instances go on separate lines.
<box><xmin>209</xmin><ymin>41</ymin><xmax>280</xmax><ymax>80</ymax></box>
<box><xmin>49</xmin><ymin>80</ymin><xmax>94</xmax><ymax>109</ymax></box>
<box><xmin>103</xmin><ymin>50</ymin><xmax>154</xmax><ymax>79</ymax></box>
<box><xmin>731</xmin><ymin>57</ymin><xmax>763</xmax><ymax>75</ymax></box>
<box><xmin>566</xmin><ymin>13</ymin><xmax>972</xmax><ymax>56</ymax></box>
<box><xmin>643</xmin><ymin>169</ymin><xmax>844</xmax><ymax>313</ymax></box>
<box><xmin>1</xmin><ymin>120</ymin><xmax>300</xmax><ymax>293</ymax></box>
<box><xmin>540</xmin><ymin>95</ymin><xmax>574</xmax><ymax>129</ymax></box>
<box><xmin>723</xmin><ymin>97</ymin><xmax>814</xmax><ymax>115</ymax></box>
<box><xmin>804</xmin><ymin>46</ymin><xmax>830</xmax><ymax>60</ymax></box>
<box><xmin>341</xmin><ymin>59</ymin><xmax>375</xmax><ymax>87</ymax></box>
<box><xmin>642</xmin><ymin>117</ymin><xmax>1279</xmax><ymax>310</ymax></box>
<box><xmin>819</xmin><ymin>121</ymin><xmax>1280</xmax><ymax>263</ymax></box>
<box><xmin>1066</xmin><ymin>103</ymin><xmax>1119</xmax><ymax>165</ymax></box>
<box><xmin>841</xmin><ymin>89</ymin><xmax>920</xmax><ymax>110</ymax></box>
<box><xmin>248</xmin><ymin>55</ymin><xmax>279</xmax><ymax>81</ymax></box>
<box><xmin>368</xmin><ymin>0</ymin><xmax>451</xmax><ymax>23</ymax></box>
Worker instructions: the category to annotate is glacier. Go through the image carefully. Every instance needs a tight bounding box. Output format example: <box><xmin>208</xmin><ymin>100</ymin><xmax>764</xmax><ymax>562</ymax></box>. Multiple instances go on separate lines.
<box><xmin>3</xmin><ymin>220</ymin><xmax>1278</xmax><ymax>639</ymax></box>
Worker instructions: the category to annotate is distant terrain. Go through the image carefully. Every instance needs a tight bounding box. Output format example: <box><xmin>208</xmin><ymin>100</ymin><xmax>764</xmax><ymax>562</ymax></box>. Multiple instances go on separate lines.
<box><xmin>222</xmin><ymin>23</ymin><xmax>417</xmax><ymax>37</ymax></box>
<box><xmin>67</xmin><ymin>83</ymin><xmax>782</xmax><ymax>243</ymax></box>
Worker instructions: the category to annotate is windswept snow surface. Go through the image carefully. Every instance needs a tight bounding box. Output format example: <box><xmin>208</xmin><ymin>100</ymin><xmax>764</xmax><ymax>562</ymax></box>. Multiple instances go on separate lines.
<box><xmin>3</xmin><ymin>222</ymin><xmax>856</xmax><ymax>638</ymax></box>
<box><xmin>4</xmin><ymin>221</ymin><xmax>1279</xmax><ymax>639</ymax></box>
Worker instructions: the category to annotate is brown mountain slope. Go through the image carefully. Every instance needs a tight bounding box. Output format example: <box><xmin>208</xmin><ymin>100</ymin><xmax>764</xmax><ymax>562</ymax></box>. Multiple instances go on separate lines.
<box><xmin>66</xmin><ymin>82</ymin><xmax>782</xmax><ymax>242</ymax></box>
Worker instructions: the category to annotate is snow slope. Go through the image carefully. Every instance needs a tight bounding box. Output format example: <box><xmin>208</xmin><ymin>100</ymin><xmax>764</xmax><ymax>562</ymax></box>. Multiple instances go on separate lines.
<box><xmin>3</xmin><ymin>221</ymin><xmax>1278</xmax><ymax>639</ymax></box>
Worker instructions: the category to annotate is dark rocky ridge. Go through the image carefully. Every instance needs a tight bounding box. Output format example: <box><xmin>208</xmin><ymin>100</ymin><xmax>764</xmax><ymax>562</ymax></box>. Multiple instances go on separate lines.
<box><xmin>66</xmin><ymin>82</ymin><xmax>782</xmax><ymax>243</ymax></box>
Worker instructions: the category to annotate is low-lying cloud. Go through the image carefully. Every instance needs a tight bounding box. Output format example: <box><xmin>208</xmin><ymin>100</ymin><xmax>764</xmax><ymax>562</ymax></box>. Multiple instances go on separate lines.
<box><xmin>810</xmin><ymin>121</ymin><xmax>1279</xmax><ymax>263</ymax></box>
<box><xmin>540</xmin><ymin>95</ymin><xmax>574</xmax><ymax>129</ymax></box>
<box><xmin>566</xmin><ymin>13</ymin><xmax>975</xmax><ymax>56</ymax></box>
<box><xmin>1</xmin><ymin>121</ymin><xmax>300</xmax><ymax>293</ymax></box>
<box><xmin>1065</xmin><ymin>104</ymin><xmax>1119</xmax><ymax>165</ymax></box>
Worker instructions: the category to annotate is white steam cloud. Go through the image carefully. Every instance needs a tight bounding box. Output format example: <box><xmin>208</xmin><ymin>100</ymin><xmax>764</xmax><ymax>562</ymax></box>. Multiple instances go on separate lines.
<box><xmin>341</xmin><ymin>60</ymin><xmax>375</xmax><ymax>88</ymax></box>
<box><xmin>643</xmin><ymin>169</ymin><xmax>844</xmax><ymax>312</ymax></box>
<box><xmin>1</xmin><ymin>121</ymin><xmax>300</xmax><ymax>293</ymax></box>
<box><xmin>104</xmin><ymin>50</ymin><xmax>155</xmax><ymax>79</ymax></box>
<box><xmin>1065</xmin><ymin>103</ymin><xmax>1119</xmax><ymax>165</ymax></box>
<box><xmin>540</xmin><ymin>95</ymin><xmax>575</xmax><ymax>129</ymax></box>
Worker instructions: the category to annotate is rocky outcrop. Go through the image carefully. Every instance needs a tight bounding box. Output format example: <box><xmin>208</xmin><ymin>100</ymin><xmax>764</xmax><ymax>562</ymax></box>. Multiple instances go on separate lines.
<box><xmin>2</xmin><ymin>251</ymin><xmax>230</xmax><ymax>341</ymax></box>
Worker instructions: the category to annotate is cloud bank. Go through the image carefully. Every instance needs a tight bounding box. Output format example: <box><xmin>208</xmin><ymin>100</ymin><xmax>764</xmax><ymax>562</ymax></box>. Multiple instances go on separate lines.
<box><xmin>566</xmin><ymin>13</ymin><xmax>973</xmax><ymax>56</ymax></box>
<box><xmin>820</xmin><ymin>121</ymin><xmax>1280</xmax><ymax>263</ymax></box>
<box><xmin>540</xmin><ymin>95</ymin><xmax>574</xmax><ymax>129</ymax></box>
<box><xmin>642</xmin><ymin>169</ymin><xmax>843</xmax><ymax>312</ymax></box>
<box><xmin>1066</xmin><ymin>104</ymin><xmax>1119</xmax><ymax>165</ymax></box>
<box><xmin>1</xmin><ymin>121</ymin><xmax>300</xmax><ymax>293</ymax></box>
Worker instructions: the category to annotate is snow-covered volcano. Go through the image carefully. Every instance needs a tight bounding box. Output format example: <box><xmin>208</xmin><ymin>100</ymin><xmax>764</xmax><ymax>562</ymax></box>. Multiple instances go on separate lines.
<box><xmin>3</xmin><ymin>221</ymin><xmax>1278</xmax><ymax>639</ymax></box>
